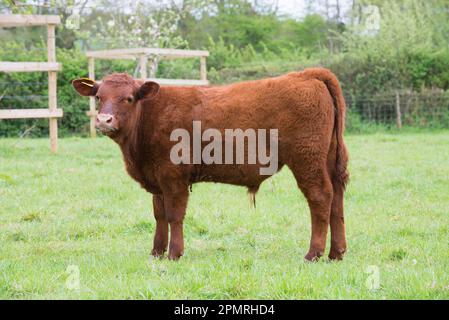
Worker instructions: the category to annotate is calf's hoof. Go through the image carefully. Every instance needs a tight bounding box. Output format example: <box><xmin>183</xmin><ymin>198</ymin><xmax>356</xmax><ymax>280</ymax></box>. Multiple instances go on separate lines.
<box><xmin>168</xmin><ymin>251</ymin><xmax>183</xmax><ymax>261</ymax></box>
<box><xmin>168</xmin><ymin>242</ymin><xmax>184</xmax><ymax>260</ymax></box>
<box><xmin>151</xmin><ymin>248</ymin><xmax>166</xmax><ymax>258</ymax></box>
<box><xmin>328</xmin><ymin>248</ymin><xmax>346</xmax><ymax>261</ymax></box>
<box><xmin>304</xmin><ymin>250</ymin><xmax>323</xmax><ymax>262</ymax></box>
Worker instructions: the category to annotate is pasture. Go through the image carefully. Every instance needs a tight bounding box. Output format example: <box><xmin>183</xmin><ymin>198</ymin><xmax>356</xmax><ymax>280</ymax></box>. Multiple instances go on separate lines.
<box><xmin>0</xmin><ymin>132</ymin><xmax>448</xmax><ymax>299</ymax></box>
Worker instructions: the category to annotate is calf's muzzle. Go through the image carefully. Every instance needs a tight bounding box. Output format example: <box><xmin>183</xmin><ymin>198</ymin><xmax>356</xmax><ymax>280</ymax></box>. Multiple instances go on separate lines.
<box><xmin>96</xmin><ymin>113</ymin><xmax>116</xmax><ymax>133</ymax></box>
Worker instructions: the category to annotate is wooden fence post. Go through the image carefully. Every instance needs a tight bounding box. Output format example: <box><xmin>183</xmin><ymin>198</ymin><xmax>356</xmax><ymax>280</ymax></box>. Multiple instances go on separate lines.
<box><xmin>200</xmin><ymin>56</ymin><xmax>207</xmax><ymax>81</ymax></box>
<box><xmin>88</xmin><ymin>57</ymin><xmax>96</xmax><ymax>138</ymax></box>
<box><xmin>47</xmin><ymin>23</ymin><xmax>58</xmax><ymax>153</ymax></box>
<box><xmin>149</xmin><ymin>55</ymin><xmax>159</xmax><ymax>78</ymax></box>
<box><xmin>139</xmin><ymin>54</ymin><xmax>147</xmax><ymax>79</ymax></box>
<box><xmin>395</xmin><ymin>90</ymin><xmax>402</xmax><ymax>129</ymax></box>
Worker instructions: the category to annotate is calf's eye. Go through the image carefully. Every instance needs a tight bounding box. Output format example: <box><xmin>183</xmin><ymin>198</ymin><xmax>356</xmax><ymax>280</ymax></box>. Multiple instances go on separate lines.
<box><xmin>127</xmin><ymin>97</ymin><xmax>134</xmax><ymax>103</ymax></box>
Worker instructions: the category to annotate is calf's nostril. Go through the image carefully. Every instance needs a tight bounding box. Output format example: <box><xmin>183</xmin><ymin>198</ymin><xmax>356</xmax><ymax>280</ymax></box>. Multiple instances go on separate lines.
<box><xmin>96</xmin><ymin>114</ymin><xmax>113</xmax><ymax>125</ymax></box>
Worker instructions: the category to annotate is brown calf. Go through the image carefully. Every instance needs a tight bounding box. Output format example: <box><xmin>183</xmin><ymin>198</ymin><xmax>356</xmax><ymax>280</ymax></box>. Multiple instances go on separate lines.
<box><xmin>72</xmin><ymin>67</ymin><xmax>349</xmax><ymax>261</ymax></box>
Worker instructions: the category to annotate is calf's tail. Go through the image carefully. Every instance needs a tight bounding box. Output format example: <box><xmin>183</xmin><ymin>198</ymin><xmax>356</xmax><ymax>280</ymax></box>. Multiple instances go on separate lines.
<box><xmin>300</xmin><ymin>68</ymin><xmax>349</xmax><ymax>189</ymax></box>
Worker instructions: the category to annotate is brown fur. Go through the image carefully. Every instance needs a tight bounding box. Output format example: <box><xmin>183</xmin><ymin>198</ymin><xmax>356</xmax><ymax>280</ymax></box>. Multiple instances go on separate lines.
<box><xmin>72</xmin><ymin>67</ymin><xmax>349</xmax><ymax>261</ymax></box>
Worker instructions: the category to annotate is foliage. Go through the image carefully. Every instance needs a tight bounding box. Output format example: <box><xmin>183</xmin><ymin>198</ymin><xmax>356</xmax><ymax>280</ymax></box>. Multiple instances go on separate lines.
<box><xmin>77</xmin><ymin>0</ymin><xmax>196</xmax><ymax>50</ymax></box>
<box><xmin>335</xmin><ymin>0</ymin><xmax>449</xmax><ymax>93</ymax></box>
<box><xmin>179</xmin><ymin>6</ymin><xmax>331</xmax><ymax>57</ymax></box>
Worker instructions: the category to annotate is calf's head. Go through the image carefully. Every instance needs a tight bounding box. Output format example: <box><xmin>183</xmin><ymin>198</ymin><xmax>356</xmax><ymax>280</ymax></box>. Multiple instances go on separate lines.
<box><xmin>72</xmin><ymin>73</ymin><xmax>159</xmax><ymax>138</ymax></box>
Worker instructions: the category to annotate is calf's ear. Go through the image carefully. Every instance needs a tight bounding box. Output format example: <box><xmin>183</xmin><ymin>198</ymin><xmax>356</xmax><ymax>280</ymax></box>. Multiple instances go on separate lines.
<box><xmin>136</xmin><ymin>81</ymin><xmax>160</xmax><ymax>100</ymax></box>
<box><xmin>72</xmin><ymin>78</ymin><xmax>98</xmax><ymax>96</ymax></box>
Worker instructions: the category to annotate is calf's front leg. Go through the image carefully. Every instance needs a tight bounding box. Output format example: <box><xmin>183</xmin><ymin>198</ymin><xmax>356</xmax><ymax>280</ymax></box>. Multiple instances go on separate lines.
<box><xmin>151</xmin><ymin>194</ymin><xmax>168</xmax><ymax>257</ymax></box>
<box><xmin>163</xmin><ymin>188</ymin><xmax>189</xmax><ymax>260</ymax></box>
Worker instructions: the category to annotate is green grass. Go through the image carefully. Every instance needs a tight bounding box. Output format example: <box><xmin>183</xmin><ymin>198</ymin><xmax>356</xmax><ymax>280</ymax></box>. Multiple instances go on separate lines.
<box><xmin>0</xmin><ymin>132</ymin><xmax>448</xmax><ymax>299</ymax></box>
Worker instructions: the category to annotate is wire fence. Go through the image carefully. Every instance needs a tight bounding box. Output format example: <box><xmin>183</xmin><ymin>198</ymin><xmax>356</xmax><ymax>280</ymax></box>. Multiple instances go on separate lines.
<box><xmin>344</xmin><ymin>90</ymin><xmax>449</xmax><ymax>129</ymax></box>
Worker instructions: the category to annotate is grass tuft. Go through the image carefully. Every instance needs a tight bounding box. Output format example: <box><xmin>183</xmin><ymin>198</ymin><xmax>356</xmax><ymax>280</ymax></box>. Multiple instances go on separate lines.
<box><xmin>389</xmin><ymin>249</ymin><xmax>408</xmax><ymax>261</ymax></box>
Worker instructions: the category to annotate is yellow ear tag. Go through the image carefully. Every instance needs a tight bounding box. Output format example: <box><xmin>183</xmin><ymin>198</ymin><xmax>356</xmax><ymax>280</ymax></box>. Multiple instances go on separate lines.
<box><xmin>79</xmin><ymin>78</ymin><xmax>95</xmax><ymax>87</ymax></box>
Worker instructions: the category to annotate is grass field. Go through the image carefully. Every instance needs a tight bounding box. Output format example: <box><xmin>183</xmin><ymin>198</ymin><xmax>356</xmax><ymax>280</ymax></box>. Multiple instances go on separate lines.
<box><xmin>0</xmin><ymin>132</ymin><xmax>448</xmax><ymax>299</ymax></box>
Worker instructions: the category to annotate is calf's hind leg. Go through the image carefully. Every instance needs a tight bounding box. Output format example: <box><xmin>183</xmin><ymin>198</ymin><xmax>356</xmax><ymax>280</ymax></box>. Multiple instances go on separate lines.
<box><xmin>151</xmin><ymin>194</ymin><xmax>168</xmax><ymax>257</ymax></box>
<box><xmin>289</xmin><ymin>162</ymin><xmax>333</xmax><ymax>262</ymax></box>
<box><xmin>328</xmin><ymin>179</ymin><xmax>347</xmax><ymax>260</ymax></box>
<box><xmin>326</xmin><ymin>135</ymin><xmax>348</xmax><ymax>260</ymax></box>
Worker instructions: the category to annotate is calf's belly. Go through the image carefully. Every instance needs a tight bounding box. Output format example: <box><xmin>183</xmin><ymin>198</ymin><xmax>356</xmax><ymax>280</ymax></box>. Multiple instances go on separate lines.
<box><xmin>191</xmin><ymin>163</ymin><xmax>281</xmax><ymax>188</ymax></box>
